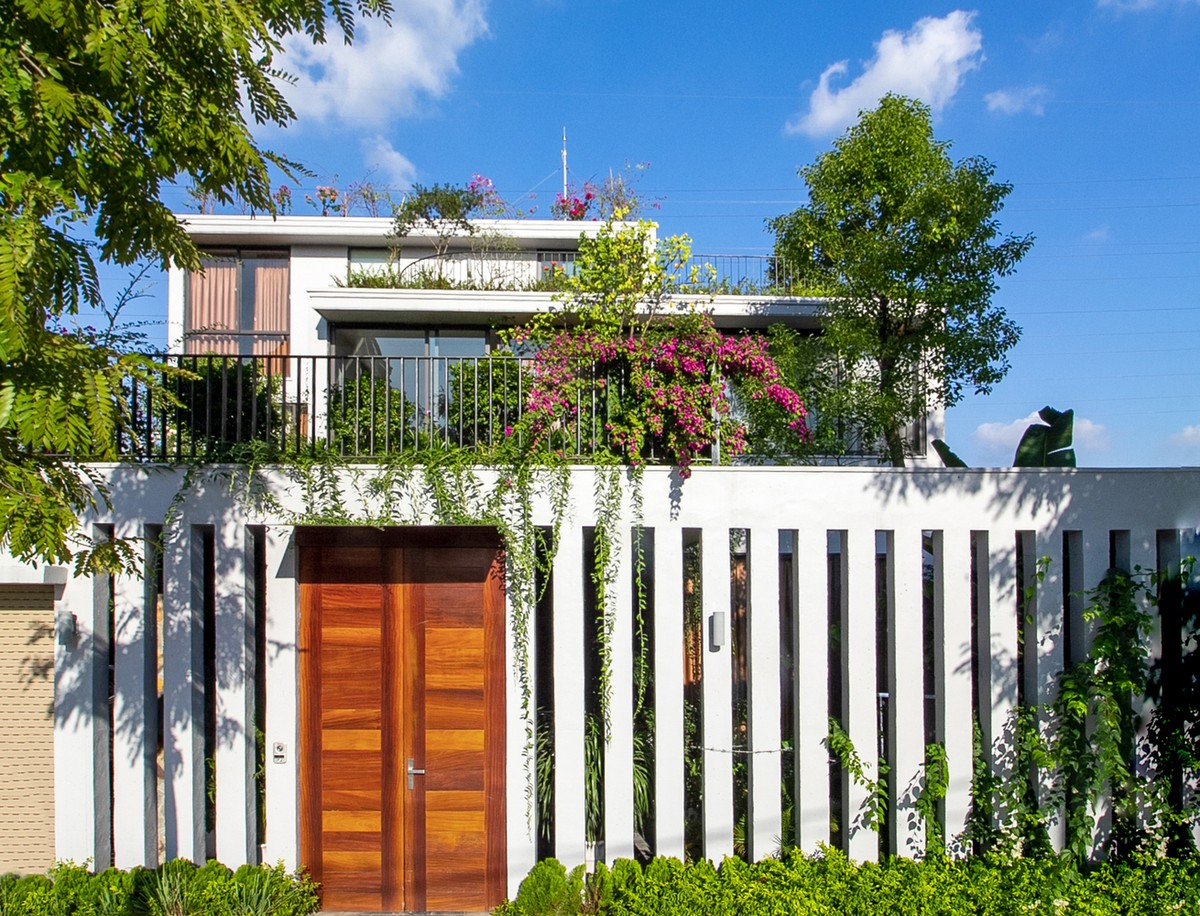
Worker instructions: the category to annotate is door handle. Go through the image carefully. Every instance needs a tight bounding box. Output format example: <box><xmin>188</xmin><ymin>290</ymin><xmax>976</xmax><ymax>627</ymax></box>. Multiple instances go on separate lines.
<box><xmin>407</xmin><ymin>758</ymin><xmax>426</xmax><ymax>790</ymax></box>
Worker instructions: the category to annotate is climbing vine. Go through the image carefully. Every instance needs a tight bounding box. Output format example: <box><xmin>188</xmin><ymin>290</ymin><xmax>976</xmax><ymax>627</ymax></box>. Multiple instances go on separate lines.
<box><xmin>915</xmin><ymin>742</ymin><xmax>949</xmax><ymax>855</ymax></box>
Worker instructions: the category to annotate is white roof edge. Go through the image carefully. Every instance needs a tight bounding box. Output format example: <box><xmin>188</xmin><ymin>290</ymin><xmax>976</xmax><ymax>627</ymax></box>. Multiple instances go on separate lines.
<box><xmin>172</xmin><ymin>213</ymin><xmax>649</xmax><ymax>246</ymax></box>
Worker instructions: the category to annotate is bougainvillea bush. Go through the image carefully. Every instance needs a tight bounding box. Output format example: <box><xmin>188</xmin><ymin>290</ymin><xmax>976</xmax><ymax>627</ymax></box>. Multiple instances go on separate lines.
<box><xmin>518</xmin><ymin>311</ymin><xmax>808</xmax><ymax>475</ymax></box>
<box><xmin>510</xmin><ymin>220</ymin><xmax>810</xmax><ymax>474</ymax></box>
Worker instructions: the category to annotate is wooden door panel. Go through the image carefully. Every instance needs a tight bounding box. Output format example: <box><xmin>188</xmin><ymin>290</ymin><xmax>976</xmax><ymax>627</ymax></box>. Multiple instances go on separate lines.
<box><xmin>299</xmin><ymin>531</ymin><xmax>504</xmax><ymax>913</ymax></box>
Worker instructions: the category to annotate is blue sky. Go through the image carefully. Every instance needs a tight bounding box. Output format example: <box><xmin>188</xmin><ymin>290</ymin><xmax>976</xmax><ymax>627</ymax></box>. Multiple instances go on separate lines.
<box><xmin>128</xmin><ymin>0</ymin><xmax>1200</xmax><ymax>467</ymax></box>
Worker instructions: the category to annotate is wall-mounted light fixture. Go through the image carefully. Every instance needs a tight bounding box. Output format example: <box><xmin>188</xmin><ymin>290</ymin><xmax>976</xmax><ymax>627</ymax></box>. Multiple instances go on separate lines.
<box><xmin>709</xmin><ymin>610</ymin><xmax>726</xmax><ymax>651</ymax></box>
<box><xmin>57</xmin><ymin>613</ymin><xmax>78</xmax><ymax>647</ymax></box>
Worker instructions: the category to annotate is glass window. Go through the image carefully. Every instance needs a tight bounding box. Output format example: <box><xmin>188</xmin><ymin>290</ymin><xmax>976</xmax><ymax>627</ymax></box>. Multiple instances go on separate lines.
<box><xmin>185</xmin><ymin>250</ymin><xmax>289</xmax><ymax>360</ymax></box>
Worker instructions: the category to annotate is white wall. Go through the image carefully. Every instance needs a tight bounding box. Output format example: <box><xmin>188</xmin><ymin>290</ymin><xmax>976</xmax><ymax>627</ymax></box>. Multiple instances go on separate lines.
<box><xmin>10</xmin><ymin>464</ymin><xmax>1200</xmax><ymax>894</ymax></box>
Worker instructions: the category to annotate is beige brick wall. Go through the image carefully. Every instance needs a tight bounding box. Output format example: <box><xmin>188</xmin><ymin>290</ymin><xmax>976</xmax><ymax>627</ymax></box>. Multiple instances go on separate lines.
<box><xmin>0</xmin><ymin>586</ymin><xmax>56</xmax><ymax>874</ymax></box>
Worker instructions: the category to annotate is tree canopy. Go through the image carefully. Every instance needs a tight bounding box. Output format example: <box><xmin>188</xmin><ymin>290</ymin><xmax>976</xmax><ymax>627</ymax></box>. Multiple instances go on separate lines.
<box><xmin>768</xmin><ymin>94</ymin><xmax>1033</xmax><ymax>466</ymax></box>
<box><xmin>0</xmin><ymin>0</ymin><xmax>390</xmax><ymax>570</ymax></box>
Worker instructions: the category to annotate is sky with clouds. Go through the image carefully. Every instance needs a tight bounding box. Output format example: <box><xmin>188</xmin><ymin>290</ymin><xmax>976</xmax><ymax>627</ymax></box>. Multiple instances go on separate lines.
<box><xmin>134</xmin><ymin>0</ymin><xmax>1200</xmax><ymax>467</ymax></box>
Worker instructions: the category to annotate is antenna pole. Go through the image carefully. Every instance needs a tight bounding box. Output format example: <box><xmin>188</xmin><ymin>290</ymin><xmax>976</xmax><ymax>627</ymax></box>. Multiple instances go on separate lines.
<box><xmin>561</xmin><ymin>128</ymin><xmax>568</xmax><ymax>198</ymax></box>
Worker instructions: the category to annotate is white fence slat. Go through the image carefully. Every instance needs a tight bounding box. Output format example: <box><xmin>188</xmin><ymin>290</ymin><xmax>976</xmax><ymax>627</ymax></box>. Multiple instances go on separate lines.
<box><xmin>935</xmin><ymin>529</ymin><xmax>974</xmax><ymax>847</ymax></box>
<box><xmin>112</xmin><ymin>519</ymin><xmax>157</xmax><ymax>867</ymax></box>
<box><xmin>261</xmin><ymin>525</ymin><xmax>299</xmax><ymax>869</ymax></box>
<box><xmin>794</xmin><ymin>527</ymin><xmax>829</xmax><ymax>853</ymax></box>
<box><xmin>984</xmin><ymin>529</ymin><xmax>1020</xmax><ymax>837</ymax></box>
<box><xmin>506</xmin><ymin>523</ymin><xmax>539</xmax><ymax>891</ymax></box>
<box><xmin>844</xmin><ymin>526</ymin><xmax>879</xmax><ymax>861</ymax></box>
<box><xmin>1034</xmin><ymin>528</ymin><xmax>1066</xmax><ymax>851</ymax></box>
<box><xmin>653</xmin><ymin>527</ymin><xmax>686</xmax><ymax>859</ymax></box>
<box><xmin>888</xmin><ymin>528</ymin><xmax>925</xmax><ymax>857</ymax></box>
<box><xmin>1082</xmin><ymin>527</ymin><xmax>1113</xmax><ymax>857</ymax></box>
<box><xmin>747</xmin><ymin>527</ymin><xmax>782</xmax><ymax>860</ymax></box>
<box><xmin>163</xmin><ymin>525</ymin><xmax>204</xmax><ymax>862</ymax></box>
<box><xmin>605</xmin><ymin>522</ymin><xmax>635</xmax><ymax>863</ymax></box>
<box><xmin>701</xmin><ymin>526</ymin><xmax>734</xmax><ymax>862</ymax></box>
<box><xmin>54</xmin><ymin>554</ymin><xmax>110</xmax><ymax>868</ymax></box>
<box><xmin>552</xmin><ymin>523</ymin><xmax>587</xmax><ymax>868</ymax></box>
<box><xmin>214</xmin><ymin>523</ymin><xmax>255</xmax><ymax>866</ymax></box>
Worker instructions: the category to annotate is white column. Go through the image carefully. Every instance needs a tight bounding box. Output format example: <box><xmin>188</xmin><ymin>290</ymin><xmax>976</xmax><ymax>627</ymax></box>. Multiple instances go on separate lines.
<box><xmin>552</xmin><ymin>522</ymin><xmax>587</xmax><ymax>869</ymax></box>
<box><xmin>111</xmin><ymin>519</ymin><xmax>157</xmax><ymax>867</ymax></box>
<box><xmin>888</xmin><ymin>528</ymin><xmax>924</xmax><ymax>857</ymax></box>
<box><xmin>55</xmin><ymin>554</ymin><xmax>110</xmax><ymax>868</ymax></box>
<box><xmin>844</xmin><ymin>526</ymin><xmax>879</xmax><ymax>861</ymax></box>
<box><xmin>701</xmin><ymin>525</ymin><xmax>734</xmax><ymax>862</ymax></box>
<box><xmin>604</xmin><ymin>521</ymin><xmax>635</xmax><ymax>863</ymax></box>
<box><xmin>653</xmin><ymin>527</ymin><xmax>685</xmax><ymax>860</ymax></box>
<box><xmin>506</xmin><ymin>523</ymin><xmax>537</xmax><ymax>891</ymax></box>
<box><xmin>163</xmin><ymin>524</ymin><xmax>204</xmax><ymax>861</ymax></box>
<box><xmin>935</xmin><ymin>529</ymin><xmax>974</xmax><ymax>847</ymax></box>
<box><xmin>262</xmin><ymin>525</ymin><xmax>299</xmax><ymax>869</ymax></box>
<box><xmin>983</xmin><ymin>529</ymin><xmax>1020</xmax><ymax>835</ymax></box>
<box><xmin>746</xmin><ymin>527</ymin><xmax>782</xmax><ymax>861</ymax></box>
<box><xmin>794</xmin><ymin>527</ymin><xmax>829</xmax><ymax>854</ymax></box>
<box><xmin>215</xmin><ymin>521</ymin><xmax>256</xmax><ymax>865</ymax></box>
<box><xmin>1035</xmin><ymin>527</ymin><xmax>1065</xmax><ymax>852</ymax></box>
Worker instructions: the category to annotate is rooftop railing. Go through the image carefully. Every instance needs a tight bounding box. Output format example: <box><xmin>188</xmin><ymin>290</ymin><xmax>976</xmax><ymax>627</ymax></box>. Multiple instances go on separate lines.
<box><xmin>342</xmin><ymin>253</ymin><xmax>817</xmax><ymax>297</ymax></box>
<box><xmin>113</xmin><ymin>354</ymin><xmax>921</xmax><ymax>463</ymax></box>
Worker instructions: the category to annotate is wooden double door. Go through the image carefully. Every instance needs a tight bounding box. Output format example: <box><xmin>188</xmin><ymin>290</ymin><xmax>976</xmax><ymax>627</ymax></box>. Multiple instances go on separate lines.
<box><xmin>298</xmin><ymin>528</ymin><xmax>506</xmax><ymax>912</ymax></box>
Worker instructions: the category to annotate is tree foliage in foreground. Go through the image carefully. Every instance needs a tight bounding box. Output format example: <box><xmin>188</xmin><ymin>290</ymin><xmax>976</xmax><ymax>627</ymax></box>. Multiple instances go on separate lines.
<box><xmin>0</xmin><ymin>0</ymin><xmax>390</xmax><ymax>570</ymax></box>
<box><xmin>769</xmin><ymin>94</ymin><xmax>1033</xmax><ymax>466</ymax></box>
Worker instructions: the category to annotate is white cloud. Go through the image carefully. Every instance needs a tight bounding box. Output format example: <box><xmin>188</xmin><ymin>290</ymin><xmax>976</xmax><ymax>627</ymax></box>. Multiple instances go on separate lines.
<box><xmin>281</xmin><ymin>0</ymin><xmax>488</xmax><ymax>127</ymax></box>
<box><xmin>361</xmin><ymin>136</ymin><xmax>418</xmax><ymax>189</ymax></box>
<box><xmin>1096</xmin><ymin>0</ymin><xmax>1196</xmax><ymax>11</ymax></box>
<box><xmin>972</xmin><ymin>413</ymin><xmax>1040</xmax><ymax>459</ymax></box>
<box><xmin>970</xmin><ymin>411</ymin><xmax>1108</xmax><ymax>464</ymax></box>
<box><xmin>984</xmin><ymin>85</ymin><xmax>1048</xmax><ymax>116</ymax></box>
<box><xmin>1084</xmin><ymin>224</ymin><xmax>1111</xmax><ymax>243</ymax></box>
<box><xmin>1169</xmin><ymin>424</ymin><xmax>1200</xmax><ymax>447</ymax></box>
<box><xmin>1072</xmin><ymin>417</ymin><xmax>1110</xmax><ymax>454</ymax></box>
<box><xmin>785</xmin><ymin>11</ymin><xmax>983</xmax><ymax>137</ymax></box>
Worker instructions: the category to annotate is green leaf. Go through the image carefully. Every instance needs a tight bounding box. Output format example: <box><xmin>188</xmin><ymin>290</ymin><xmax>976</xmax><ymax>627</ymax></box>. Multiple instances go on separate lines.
<box><xmin>1014</xmin><ymin>406</ymin><xmax>1075</xmax><ymax>467</ymax></box>
<box><xmin>931</xmin><ymin>438</ymin><xmax>968</xmax><ymax>468</ymax></box>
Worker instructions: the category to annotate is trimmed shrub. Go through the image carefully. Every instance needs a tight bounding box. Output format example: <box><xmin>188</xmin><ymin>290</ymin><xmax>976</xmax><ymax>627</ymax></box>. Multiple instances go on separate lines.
<box><xmin>0</xmin><ymin>860</ymin><xmax>317</xmax><ymax>916</ymax></box>
<box><xmin>495</xmin><ymin>851</ymin><xmax>1200</xmax><ymax>916</ymax></box>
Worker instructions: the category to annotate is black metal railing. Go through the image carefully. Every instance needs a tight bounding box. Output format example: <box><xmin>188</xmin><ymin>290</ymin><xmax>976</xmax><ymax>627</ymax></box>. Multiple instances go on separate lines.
<box><xmin>117</xmin><ymin>353</ymin><xmax>635</xmax><ymax>462</ymax></box>
<box><xmin>113</xmin><ymin>354</ymin><xmax>922</xmax><ymax>463</ymax></box>
<box><xmin>343</xmin><ymin>252</ymin><xmax>814</xmax><ymax>297</ymax></box>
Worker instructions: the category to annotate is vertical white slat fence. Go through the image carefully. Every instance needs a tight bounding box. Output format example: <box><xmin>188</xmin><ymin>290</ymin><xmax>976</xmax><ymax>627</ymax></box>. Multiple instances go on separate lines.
<box><xmin>27</xmin><ymin>465</ymin><xmax>1200</xmax><ymax>893</ymax></box>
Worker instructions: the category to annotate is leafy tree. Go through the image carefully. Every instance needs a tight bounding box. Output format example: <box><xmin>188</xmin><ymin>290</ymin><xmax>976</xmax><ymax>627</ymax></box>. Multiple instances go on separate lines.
<box><xmin>0</xmin><ymin>0</ymin><xmax>390</xmax><ymax>571</ymax></box>
<box><xmin>390</xmin><ymin>182</ymin><xmax>486</xmax><ymax>263</ymax></box>
<box><xmin>769</xmin><ymin>94</ymin><xmax>1033</xmax><ymax>466</ymax></box>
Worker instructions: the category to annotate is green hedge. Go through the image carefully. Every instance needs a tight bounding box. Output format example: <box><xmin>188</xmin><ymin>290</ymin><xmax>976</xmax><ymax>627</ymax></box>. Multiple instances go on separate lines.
<box><xmin>496</xmin><ymin>850</ymin><xmax>1200</xmax><ymax>916</ymax></box>
<box><xmin>0</xmin><ymin>859</ymin><xmax>318</xmax><ymax>916</ymax></box>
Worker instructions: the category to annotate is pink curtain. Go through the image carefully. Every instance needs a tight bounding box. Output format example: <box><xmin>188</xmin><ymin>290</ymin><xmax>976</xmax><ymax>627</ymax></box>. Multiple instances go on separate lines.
<box><xmin>185</xmin><ymin>258</ymin><xmax>238</xmax><ymax>354</ymax></box>
<box><xmin>252</xmin><ymin>260</ymin><xmax>290</xmax><ymax>333</ymax></box>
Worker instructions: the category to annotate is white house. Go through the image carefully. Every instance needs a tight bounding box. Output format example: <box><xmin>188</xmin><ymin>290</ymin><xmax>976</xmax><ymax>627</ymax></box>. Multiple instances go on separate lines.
<box><xmin>0</xmin><ymin>215</ymin><xmax>1197</xmax><ymax>913</ymax></box>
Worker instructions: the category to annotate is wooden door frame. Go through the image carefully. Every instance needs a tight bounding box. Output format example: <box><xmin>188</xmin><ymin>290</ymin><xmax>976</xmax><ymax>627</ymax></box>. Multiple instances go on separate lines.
<box><xmin>297</xmin><ymin>526</ymin><xmax>507</xmax><ymax>912</ymax></box>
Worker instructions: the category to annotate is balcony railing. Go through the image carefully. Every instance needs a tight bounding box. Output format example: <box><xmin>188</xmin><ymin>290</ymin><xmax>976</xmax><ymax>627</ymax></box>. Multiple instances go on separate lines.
<box><xmin>343</xmin><ymin>252</ymin><xmax>818</xmax><ymax>297</ymax></box>
<box><xmin>112</xmin><ymin>354</ymin><xmax>921</xmax><ymax>463</ymax></box>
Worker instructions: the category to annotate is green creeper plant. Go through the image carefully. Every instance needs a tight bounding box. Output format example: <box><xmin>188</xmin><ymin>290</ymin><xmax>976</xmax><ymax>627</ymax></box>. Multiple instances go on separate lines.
<box><xmin>916</xmin><ymin>742</ymin><xmax>950</xmax><ymax>855</ymax></box>
<box><xmin>825</xmin><ymin>717</ymin><xmax>889</xmax><ymax>836</ymax></box>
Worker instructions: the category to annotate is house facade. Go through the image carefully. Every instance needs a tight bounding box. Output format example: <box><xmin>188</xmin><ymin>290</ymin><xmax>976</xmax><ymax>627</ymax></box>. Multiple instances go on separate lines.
<box><xmin>0</xmin><ymin>216</ymin><xmax>1197</xmax><ymax>912</ymax></box>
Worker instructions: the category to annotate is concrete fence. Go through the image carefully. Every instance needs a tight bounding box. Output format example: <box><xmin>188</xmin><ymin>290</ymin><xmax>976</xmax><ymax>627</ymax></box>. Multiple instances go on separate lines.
<box><xmin>26</xmin><ymin>464</ymin><xmax>1200</xmax><ymax>894</ymax></box>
